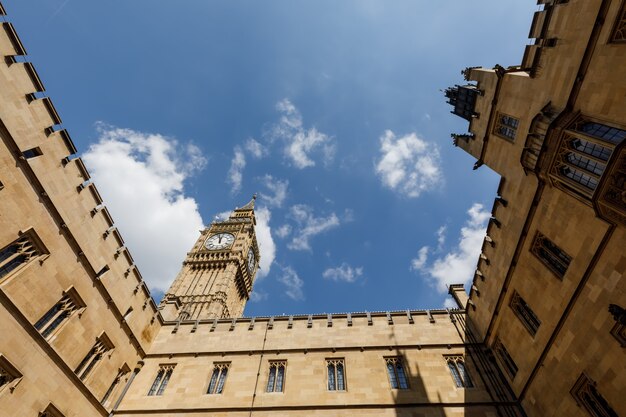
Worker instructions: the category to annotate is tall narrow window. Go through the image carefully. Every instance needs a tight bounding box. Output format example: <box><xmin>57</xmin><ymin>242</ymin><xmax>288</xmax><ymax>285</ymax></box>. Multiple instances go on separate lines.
<box><xmin>0</xmin><ymin>232</ymin><xmax>42</xmax><ymax>280</ymax></box>
<box><xmin>326</xmin><ymin>359</ymin><xmax>346</xmax><ymax>391</ymax></box>
<box><xmin>101</xmin><ymin>365</ymin><xmax>130</xmax><ymax>406</ymax></box>
<box><xmin>571</xmin><ymin>374</ymin><xmax>619</xmax><ymax>417</ymax></box>
<box><xmin>0</xmin><ymin>354</ymin><xmax>22</xmax><ymax>393</ymax></box>
<box><xmin>266</xmin><ymin>361</ymin><xmax>286</xmax><ymax>393</ymax></box>
<box><xmin>445</xmin><ymin>356</ymin><xmax>473</xmax><ymax>388</ymax></box>
<box><xmin>385</xmin><ymin>357</ymin><xmax>409</xmax><ymax>389</ymax></box>
<box><xmin>610</xmin><ymin>2</ymin><xmax>626</xmax><ymax>43</ymax></box>
<box><xmin>148</xmin><ymin>365</ymin><xmax>175</xmax><ymax>396</ymax></box>
<box><xmin>493</xmin><ymin>112</ymin><xmax>519</xmax><ymax>141</ymax></box>
<box><xmin>551</xmin><ymin>118</ymin><xmax>626</xmax><ymax>199</ymax></box>
<box><xmin>34</xmin><ymin>289</ymin><xmax>84</xmax><ymax>339</ymax></box>
<box><xmin>493</xmin><ymin>338</ymin><xmax>518</xmax><ymax>379</ymax></box>
<box><xmin>75</xmin><ymin>334</ymin><xmax>113</xmax><ymax>381</ymax></box>
<box><xmin>531</xmin><ymin>232</ymin><xmax>571</xmax><ymax>278</ymax></box>
<box><xmin>207</xmin><ymin>362</ymin><xmax>230</xmax><ymax>394</ymax></box>
<box><xmin>509</xmin><ymin>290</ymin><xmax>541</xmax><ymax>336</ymax></box>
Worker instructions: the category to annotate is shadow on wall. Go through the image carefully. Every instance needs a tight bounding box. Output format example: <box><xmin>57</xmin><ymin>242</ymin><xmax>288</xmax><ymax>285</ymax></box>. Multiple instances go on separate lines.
<box><xmin>389</xmin><ymin>308</ymin><xmax>523</xmax><ymax>417</ymax></box>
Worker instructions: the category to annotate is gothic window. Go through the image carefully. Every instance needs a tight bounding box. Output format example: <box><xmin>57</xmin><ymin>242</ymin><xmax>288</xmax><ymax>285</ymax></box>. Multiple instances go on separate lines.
<box><xmin>207</xmin><ymin>362</ymin><xmax>230</xmax><ymax>394</ymax></box>
<box><xmin>148</xmin><ymin>365</ymin><xmax>175</xmax><ymax>396</ymax></box>
<box><xmin>509</xmin><ymin>290</ymin><xmax>541</xmax><ymax>336</ymax></box>
<box><xmin>101</xmin><ymin>364</ymin><xmax>130</xmax><ymax>406</ymax></box>
<box><xmin>0</xmin><ymin>232</ymin><xmax>43</xmax><ymax>280</ymax></box>
<box><xmin>40</xmin><ymin>403</ymin><xmax>65</xmax><ymax>417</ymax></box>
<box><xmin>326</xmin><ymin>359</ymin><xmax>346</xmax><ymax>391</ymax></box>
<box><xmin>445</xmin><ymin>356</ymin><xmax>473</xmax><ymax>388</ymax></box>
<box><xmin>551</xmin><ymin>118</ymin><xmax>626</xmax><ymax>199</ymax></box>
<box><xmin>493</xmin><ymin>337</ymin><xmax>518</xmax><ymax>380</ymax></box>
<box><xmin>385</xmin><ymin>357</ymin><xmax>409</xmax><ymax>389</ymax></box>
<box><xmin>610</xmin><ymin>1</ymin><xmax>626</xmax><ymax>43</ymax></box>
<box><xmin>531</xmin><ymin>232</ymin><xmax>571</xmax><ymax>278</ymax></box>
<box><xmin>266</xmin><ymin>361</ymin><xmax>286</xmax><ymax>393</ymax></box>
<box><xmin>34</xmin><ymin>288</ymin><xmax>84</xmax><ymax>339</ymax></box>
<box><xmin>75</xmin><ymin>334</ymin><xmax>113</xmax><ymax>381</ymax></box>
<box><xmin>571</xmin><ymin>374</ymin><xmax>618</xmax><ymax>417</ymax></box>
<box><xmin>0</xmin><ymin>354</ymin><xmax>22</xmax><ymax>393</ymax></box>
<box><xmin>493</xmin><ymin>112</ymin><xmax>519</xmax><ymax>141</ymax></box>
<box><xmin>610</xmin><ymin>322</ymin><xmax>626</xmax><ymax>347</ymax></box>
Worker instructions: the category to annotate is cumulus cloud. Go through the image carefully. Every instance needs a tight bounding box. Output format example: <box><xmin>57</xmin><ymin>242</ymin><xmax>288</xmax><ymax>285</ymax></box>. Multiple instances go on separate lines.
<box><xmin>410</xmin><ymin>246</ymin><xmax>429</xmax><ymax>271</ymax></box>
<box><xmin>375</xmin><ymin>130</ymin><xmax>442</xmax><ymax>198</ymax></box>
<box><xmin>323</xmin><ymin>263</ymin><xmax>363</xmax><ymax>283</ymax></box>
<box><xmin>436</xmin><ymin>225</ymin><xmax>447</xmax><ymax>251</ymax></box>
<box><xmin>278</xmin><ymin>265</ymin><xmax>304</xmax><ymax>300</ymax></box>
<box><xmin>270</xmin><ymin>99</ymin><xmax>335</xmax><ymax>169</ymax></box>
<box><xmin>254</xmin><ymin>206</ymin><xmax>276</xmax><ymax>279</ymax></box>
<box><xmin>227</xmin><ymin>146</ymin><xmax>246</xmax><ymax>194</ymax></box>
<box><xmin>249</xmin><ymin>289</ymin><xmax>269</xmax><ymax>303</ymax></box>
<box><xmin>82</xmin><ymin>123</ymin><xmax>206</xmax><ymax>292</ymax></box>
<box><xmin>245</xmin><ymin>138</ymin><xmax>268</xmax><ymax>159</ymax></box>
<box><xmin>287</xmin><ymin>204</ymin><xmax>340</xmax><ymax>251</ymax></box>
<box><xmin>275</xmin><ymin>224</ymin><xmax>292</xmax><ymax>239</ymax></box>
<box><xmin>258</xmin><ymin>175</ymin><xmax>288</xmax><ymax>208</ymax></box>
<box><xmin>413</xmin><ymin>203</ymin><xmax>490</xmax><ymax>292</ymax></box>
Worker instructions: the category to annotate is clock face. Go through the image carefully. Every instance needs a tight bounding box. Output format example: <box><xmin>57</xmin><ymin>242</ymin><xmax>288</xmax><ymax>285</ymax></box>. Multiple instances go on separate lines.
<box><xmin>247</xmin><ymin>248</ymin><xmax>256</xmax><ymax>273</ymax></box>
<box><xmin>204</xmin><ymin>233</ymin><xmax>235</xmax><ymax>250</ymax></box>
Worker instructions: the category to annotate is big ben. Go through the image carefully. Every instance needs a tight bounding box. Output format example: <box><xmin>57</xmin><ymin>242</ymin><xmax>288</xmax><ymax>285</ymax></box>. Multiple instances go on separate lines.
<box><xmin>160</xmin><ymin>196</ymin><xmax>260</xmax><ymax>320</ymax></box>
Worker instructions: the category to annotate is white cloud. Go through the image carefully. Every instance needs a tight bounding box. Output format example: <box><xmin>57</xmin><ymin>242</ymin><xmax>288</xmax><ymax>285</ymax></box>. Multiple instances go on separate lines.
<box><xmin>270</xmin><ymin>99</ymin><xmax>335</xmax><ymax>169</ymax></box>
<box><xmin>82</xmin><ymin>123</ymin><xmax>206</xmax><ymax>292</ymax></box>
<box><xmin>258</xmin><ymin>175</ymin><xmax>288</xmax><ymax>208</ymax></box>
<box><xmin>227</xmin><ymin>146</ymin><xmax>246</xmax><ymax>194</ymax></box>
<box><xmin>249</xmin><ymin>289</ymin><xmax>268</xmax><ymax>303</ymax></box>
<box><xmin>436</xmin><ymin>225</ymin><xmax>447</xmax><ymax>251</ymax></box>
<box><xmin>375</xmin><ymin>130</ymin><xmax>442</xmax><ymax>198</ymax></box>
<box><xmin>323</xmin><ymin>263</ymin><xmax>363</xmax><ymax>283</ymax></box>
<box><xmin>245</xmin><ymin>138</ymin><xmax>268</xmax><ymax>159</ymax></box>
<box><xmin>278</xmin><ymin>265</ymin><xmax>304</xmax><ymax>300</ymax></box>
<box><xmin>287</xmin><ymin>204</ymin><xmax>340</xmax><ymax>251</ymax></box>
<box><xmin>254</xmin><ymin>206</ymin><xmax>276</xmax><ymax>279</ymax></box>
<box><xmin>443</xmin><ymin>298</ymin><xmax>458</xmax><ymax>309</ymax></box>
<box><xmin>415</xmin><ymin>203</ymin><xmax>490</xmax><ymax>292</ymax></box>
<box><xmin>275</xmin><ymin>224</ymin><xmax>292</xmax><ymax>239</ymax></box>
<box><xmin>410</xmin><ymin>246</ymin><xmax>429</xmax><ymax>271</ymax></box>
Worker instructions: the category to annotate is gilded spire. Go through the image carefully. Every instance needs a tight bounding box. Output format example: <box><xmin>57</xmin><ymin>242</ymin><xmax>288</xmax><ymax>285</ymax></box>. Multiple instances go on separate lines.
<box><xmin>236</xmin><ymin>194</ymin><xmax>257</xmax><ymax>211</ymax></box>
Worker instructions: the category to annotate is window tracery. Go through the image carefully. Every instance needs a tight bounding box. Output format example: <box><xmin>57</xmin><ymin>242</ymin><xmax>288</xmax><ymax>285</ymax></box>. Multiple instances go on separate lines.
<box><xmin>531</xmin><ymin>232</ymin><xmax>572</xmax><ymax>278</ymax></box>
<box><xmin>207</xmin><ymin>362</ymin><xmax>230</xmax><ymax>394</ymax></box>
<box><xmin>148</xmin><ymin>364</ymin><xmax>175</xmax><ymax>396</ymax></box>
<box><xmin>385</xmin><ymin>357</ymin><xmax>409</xmax><ymax>389</ymax></box>
<box><xmin>326</xmin><ymin>359</ymin><xmax>346</xmax><ymax>391</ymax></box>
<box><xmin>266</xmin><ymin>361</ymin><xmax>286</xmax><ymax>393</ymax></box>
<box><xmin>445</xmin><ymin>356</ymin><xmax>473</xmax><ymax>388</ymax></box>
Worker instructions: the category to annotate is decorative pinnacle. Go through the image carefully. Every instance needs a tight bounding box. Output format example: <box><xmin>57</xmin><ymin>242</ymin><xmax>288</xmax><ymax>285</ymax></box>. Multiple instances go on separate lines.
<box><xmin>237</xmin><ymin>194</ymin><xmax>257</xmax><ymax>211</ymax></box>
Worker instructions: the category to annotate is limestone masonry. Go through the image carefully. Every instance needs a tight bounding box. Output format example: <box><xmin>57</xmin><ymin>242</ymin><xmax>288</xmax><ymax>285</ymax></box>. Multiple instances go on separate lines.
<box><xmin>0</xmin><ymin>1</ymin><xmax>624</xmax><ymax>417</ymax></box>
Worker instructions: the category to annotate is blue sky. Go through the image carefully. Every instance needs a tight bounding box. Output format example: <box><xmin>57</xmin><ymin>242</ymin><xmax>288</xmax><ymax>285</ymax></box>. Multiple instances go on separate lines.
<box><xmin>4</xmin><ymin>1</ymin><xmax>537</xmax><ymax>316</ymax></box>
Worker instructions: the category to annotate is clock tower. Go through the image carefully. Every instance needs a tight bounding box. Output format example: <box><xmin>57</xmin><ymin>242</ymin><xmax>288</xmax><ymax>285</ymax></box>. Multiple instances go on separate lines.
<box><xmin>160</xmin><ymin>196</ymin><xmax>260</xmax><ymax>320</ymax></box>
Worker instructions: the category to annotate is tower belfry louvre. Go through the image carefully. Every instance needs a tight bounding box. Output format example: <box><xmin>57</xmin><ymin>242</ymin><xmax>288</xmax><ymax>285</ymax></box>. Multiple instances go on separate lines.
<box><xmin>0</xmin><ymin>1</ymin><xmax>624</xmax><ymax>417</ymax></box>
<box><xmin>162</xmin><ymin>196</ymin><xmax>260</xmax><ymax>320</ymax></box>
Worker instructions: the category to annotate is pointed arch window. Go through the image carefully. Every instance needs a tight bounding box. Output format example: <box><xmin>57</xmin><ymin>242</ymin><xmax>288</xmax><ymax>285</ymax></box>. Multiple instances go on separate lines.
<box><xmin>266</xmin><ymin>361</ymin><xmax>286</xmax><ymax>392</ymax></box>
<box><xmin>550</xmin><ymin>117</ymin><xmax>626</xmax><ymax>200</ymax></box>
<box><xmin>385</xmin><ymin>357</ymin><xmax>409</xmax><ymax>389</ymax></box>
<box><xmin>571</xmin><ymin>374</ymin><xmax>618</xmax><ymax>417</ymax></box>
<box><xmin>75</xmin><ymin>334</ymin><xmax>113</xmax><ymax>381</ymax></box>
<box><xmin>326</xmin><ymin>359</ymin><xmax>346</xmax><ymax>391</ymax></box>
<box><xmin>0</xmin><ymin>230</ymin><xmax>47</xmax><ymax>281</ymax></box>
<box><xmin>445</xmin><ymin>356</ymin><xmax>473</xmax><ymax>388</ymax></box>
<box><xmin>34</xmin><ymin>288</ymin><xmax>85</xmax><ymax>339</ymax></box>
<box><xmin>207</xmin><ymin>362</ymin><xmax>230</xmax><ymax>394</ymax></box>
<box><xmin>148</xmin><ymin>364</ymin><xmax>175</xmax><ymax>396</ymax></box>
<box><xmin>610</xmin><ymin>1</ymin><xmax>626</xmax><ymax>43</ymax></box>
